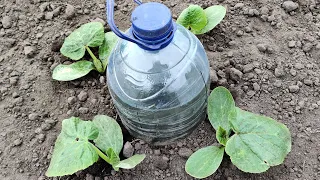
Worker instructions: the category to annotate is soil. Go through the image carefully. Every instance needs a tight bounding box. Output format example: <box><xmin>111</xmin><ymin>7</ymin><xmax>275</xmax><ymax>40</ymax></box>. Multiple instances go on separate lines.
<box><xmin>0</xmin><ymin>0</ymin><xmax>320</xmax><ymax>180</ymax></box>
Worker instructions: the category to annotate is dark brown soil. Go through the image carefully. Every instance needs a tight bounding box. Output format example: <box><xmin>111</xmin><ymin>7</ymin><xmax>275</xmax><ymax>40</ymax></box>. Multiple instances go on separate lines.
<box><xmin>0</xmin><ymin>0</ymin><xmax>319</xmax><ymax>180</ymax></box>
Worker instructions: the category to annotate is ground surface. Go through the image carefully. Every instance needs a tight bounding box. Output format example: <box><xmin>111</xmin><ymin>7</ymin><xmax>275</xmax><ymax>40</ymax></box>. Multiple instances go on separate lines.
<box><xmin>0</xmin><ymin>0</ymin><xmax>320</xmax><ymax>179</ymax></box>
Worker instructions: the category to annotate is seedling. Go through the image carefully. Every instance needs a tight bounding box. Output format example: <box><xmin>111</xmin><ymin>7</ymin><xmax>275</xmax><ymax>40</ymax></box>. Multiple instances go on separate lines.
<box><xmin>46</xmin><ymin>115</ymin><xmax>145</xmax><ymax>177</ymax></box>
<box><xmin>177</xmin><ymin>5</ymin><xmax>226</xmax><ymax>35</ymax></box>
<box><xmin>185</xmin><ymin>87</ymin><xmax>291</xmax><ymax>179</ymax></box>
<box><xmin>52</xmin><ymin>22</ymin><xmax>118</xmax><ymax>81</ymax></box>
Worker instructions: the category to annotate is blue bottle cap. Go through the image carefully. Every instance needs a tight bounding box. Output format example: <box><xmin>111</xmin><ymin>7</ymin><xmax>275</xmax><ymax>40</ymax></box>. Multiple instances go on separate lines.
<box><xmin>131</xmin><ymin>2</ymin><xmax>173</xmax><ymax>41</ymax></box>
<box><xmin>106</xmin><ymin>0</ymin><xmax>177</xmax><ymax>50</ymax></box>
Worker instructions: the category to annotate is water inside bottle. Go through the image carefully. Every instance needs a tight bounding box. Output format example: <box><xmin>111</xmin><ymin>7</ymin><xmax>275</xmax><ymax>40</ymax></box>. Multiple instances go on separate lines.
<box><xmin>107</xmin><ymin>25</ymin><xmax>210</xmax><ymax>145</ymax></box>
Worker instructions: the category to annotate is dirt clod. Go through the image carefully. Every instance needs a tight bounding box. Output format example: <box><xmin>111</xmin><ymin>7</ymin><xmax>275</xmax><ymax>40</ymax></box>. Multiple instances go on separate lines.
<box><xmin>154</xmin><ymin>156</ymin><xmax>169</xmax><ymax>170</ymax></box>
<box><xmin>79</xmin><ymin>107</ymin><xmax>89</xmax><ymax>114</ymax></box>
<box><xmin>210</xmin><ymin>68</ymin><xmax>219</xmax><ymax>84</ymax></box>
<box><xmin>282</xmin><ymin>1</ymin><xmax>299</xmax><ymax>12</ymax></box>
<box><xmin>243</xmin><ymin>64</ymin><xmax>255</xmax><ymax>73</ymax></box>
<box><xmin>86</xmin><ymin>173</ymin><xmax>94</xmax><ymax>180</ymax></box>
<box><xmin>51</xmin><ymin>38</ymin><xmax>64</xmax><ymax>52</ymax></box>
<box><xmin>257</xmin><ymin>44</ymin><xmax>267</xmax><ymax>52</ymax></box>
<box><xmin>154</xmin><ymin>149</ymin><xmax>161</xmax><ymax>155</ymax></box>
<box><xmin>304</xmin><ymin>79</ymin><xmax>313</xmax><ymax>86</ymax></box>
<box><xmin>295</xmin><ymin>63</ymin><xmax>304</xmax><ymax>70</ymax></box>
<box><xmin>253</xmin><ymin>83</ymin><xmax>260</xmax><ymax>91</ymax></box>
<box><xmin>234</xmin><ymin>3</ymin><xmax>244</xmax><ymax>9</ymax></box>
<box><xmin>28</xmin><ymin>113</ymin><xmax>39</xmax><ymax>121</ymax></box>
<box><xmin>67</xmin><ymin>96</ymin><xmax>77</xmax><ymax>105</ymax></box>
<box><xmin>45</xmin><ymin>12</ymin><xmax>54</xmax><ymax>20</ymax></box>
<box><xmin>275</xmin><ymin>67</ymin><xmax>285</xmax><ymax>77</ymax></box>
<box><xmin>99</xmin><ymin>76</ymin><xmax>106</xmax><ymax>85</ymax></box>
<box><xmin>24</xmin><ymin>46</ymin><xmax>36</xmax><ymax>58</ymax></box>
<box><xmin>288</xmin><ymin>41</ymin><xmax>296</xmax><ymax>48</ymax></box>
<box><xmin>2</xmin><ymin>16</ymin><xmax>12</xmax><ymax>29</ymax></box>
<box><xmin>41</xmin><ymin>119</ymin><xmax>56</xmax><ymax>131</ymax></box>
<box><xmin>229</xmin><ymin>68</ymin><xmax>243</xmax><ymax>81</ymax></box>
<box><xmin>123</xmin><ymin>141</ymin><xmax>134</xmax><ymax>158</ymax></box>
<box><xmin>13</xmin><ymin>139</ymin><xmax>22</xmax><ymax>146</ymax></box>
<box><xmin>37</xmin><ymin>133</ymin><xmax>46</xmax><ymax>142</ymax></box>
<box><xmin>134</xmin><ymin>142</ymin><xmax>141</xmax><ymax>150</ymax></box>
<box><xmin>178</xmin><ymin>148</ymin><xmax>193</xmax><ymax>158</ymax></box>
<box><xmin>65</xmin><ymin>4</ymin><xmax>76</xmax><ymax>19</ymax></box>
<box><xmin>289</xmin><ymin>85</ymin><xmax>300</xmax><ymax>93</ymax></box>
<box><xmin>303</xmin><ymin>43</ymin><xmax>314</xmax><ymax>52</ymax></box>
<box><xmin>78</xmin><ymin>91</ymin><xmax>88</xmax><ymax>102</ymax></box>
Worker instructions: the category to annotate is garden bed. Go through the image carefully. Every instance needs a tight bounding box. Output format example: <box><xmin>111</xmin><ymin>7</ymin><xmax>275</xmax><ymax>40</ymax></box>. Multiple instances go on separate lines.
<box><xmin>0</xmin><ymin>0</ymin><xmax>319</xmax><ymax>179</ymax></box>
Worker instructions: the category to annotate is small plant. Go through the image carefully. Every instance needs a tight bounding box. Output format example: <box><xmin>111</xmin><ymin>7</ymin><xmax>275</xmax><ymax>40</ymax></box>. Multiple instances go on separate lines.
<box><xmin>52</xmin><ymin>22</ymin><xmax>118</xmax><ymax>81</ymax></box>
<box><xmin>46</xmin><ymin>115</ymin><xmax>145</xmax><ymax>177</ymax></box>
<box><xmin>177</xmin><ymin>5</ymin><xmax>226</xmax><ymax>35</ymax></box>
<box><xmin>185</xmin><ymin>87</ymin><xmax>291</xmax><ymax>179</ymax></box>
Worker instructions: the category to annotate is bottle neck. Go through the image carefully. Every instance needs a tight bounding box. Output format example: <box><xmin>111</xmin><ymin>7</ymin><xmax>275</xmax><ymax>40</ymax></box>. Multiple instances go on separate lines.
<box><xmin>129</xmin><ymin>22</ymin><xmax>177</xmax><ymax>51</ymax></box>
<box><xmin>106</xmin><ymin>0</ymin><xmax>177</xmax><ymax>51</ymax></box>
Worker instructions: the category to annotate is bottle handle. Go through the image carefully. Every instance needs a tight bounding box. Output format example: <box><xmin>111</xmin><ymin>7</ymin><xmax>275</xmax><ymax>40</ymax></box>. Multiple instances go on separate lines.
<box><xmin>133</xmin><ymin>0</ymin><xmax>142</xmax><ymax>5</ymax></box>
<box><xmin>106</xmin><ymin>0</ymin><xmax>161</xmax><ymax>50</ymax></box>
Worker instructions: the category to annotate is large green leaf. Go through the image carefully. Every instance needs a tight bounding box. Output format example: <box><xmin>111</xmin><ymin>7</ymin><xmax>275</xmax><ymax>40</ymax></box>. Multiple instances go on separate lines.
<box><xmin>52</xmin><ymin>60</ymin><xmax>95</xmax><ymax>81</ymax></box>
<box><xmin>225</xmin><ymin>108</ymin><xmax>292</xmax><ymax>173</ymax></box>
<box><xmin>115</xmin><ymin>154</ymin><xmax>146</xmax><ymax>169</ymax></box>
<box><xmin>99</xmin><ymin>32</ymin><xmax>118</xmax><ymax>71</ymax></box>
<box><xmin>93</xmin><ymin>115</ymin><xmax>123</xmax><ymax>155</ymax></box>
<box><xmin>185</xmin><ymin>146</ymin><xmax>224</xmax><ymax>179</ymax></box>
<box><xmin>60</xmin><ymin>22</ymin><xmax>105</xmax><ymax>60</ymax></box>
<box><xmin>177</xmin><ymin>5</ymin><xmax>207</xmax><ymax>32</ymax></box>
<box><xmin>208</xmin><ymin>86</ymin><xmax>236</xmax><ymax>133</ymax></box>
<box><xmin>194</xmin><ymin>5</ymin><xmax>226</xmax><ymax>35</ymax></box>
<box><xmin>46</xmin><ymin>117</ymin><xmax>99</xmax><ymax>177</ymax></box>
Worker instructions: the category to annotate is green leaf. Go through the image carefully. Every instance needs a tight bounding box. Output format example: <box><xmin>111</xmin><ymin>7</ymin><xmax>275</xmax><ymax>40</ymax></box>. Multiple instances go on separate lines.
<box><xmin>92</xmin><ymin>57</ymin><xmax>104</xmax><ymax>73</ymax></box>
<box><xmin>99</xmin><ymin>32</ymin><xmax>118</xmax><ymax>70</ymax></box>
<box><xmin>106</xmin><ymin>148</ymin><xmax>121</xmax><ymax>170</ymax></box>
<box><xmin>52</xmin><ymin>60</ymin><xmax>95</xmax><ymax>81</ymax></box>
<box><xmin>225</xmin><ymin>108</ymin><xmax>292</xmax><ymax>173</ymax></box>
<box><xmin>207</xmin><ymin>86</ymin><xmax>236</xmax><ymax>134</ymax></box>
<box><xmin>46</xmin><ymin>117</ymin><xmax>99</xmax><ymax>177</ymax></box>
<box><xmin>216</xmin><ymin>126</ymin><xmax>228</xmax><ymax>146</ymax></box>
<box><xmin>177</xmin><ymin>5</ymin><xmax>207</xmax><ymax>32</ymax></box>
<box><xmin>115</xmin><ymin>154</ymin><xmax>146</xmax><ymax>169</ymax></box>
<box><xmin>85</xmin><ymin>46</ymin><xmax>104</xmax><ymax>73</ymax></box>
<box><xmin>60</xmin><ymin>22</ymin><xmax>105</xmax><ymax>60</ymax></box>
<box><xmin>194</xmin><ymin>5</ymin><xmax>226</xmax><ymax>35</ymax></box>
<box><xmin>93</xmin><ymin>115</ymin><xmax>123</xmax><ymax>155</ymax></box>
<box><xmin>185</xmin><ymin>146</ymin><xmax>224</xmax><ymax>179</ymax></box>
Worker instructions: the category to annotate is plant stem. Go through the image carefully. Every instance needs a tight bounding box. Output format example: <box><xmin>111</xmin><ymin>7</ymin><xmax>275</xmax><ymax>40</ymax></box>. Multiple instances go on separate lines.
<box><xmin>85</xmin><ymin>46</ymin><xmax>104</xmax><ymax>73</ymax></box>
<box><xmin>90</xmin><ymin>143</ymin><xmax>112</xmax><ymax>164</ymax></box>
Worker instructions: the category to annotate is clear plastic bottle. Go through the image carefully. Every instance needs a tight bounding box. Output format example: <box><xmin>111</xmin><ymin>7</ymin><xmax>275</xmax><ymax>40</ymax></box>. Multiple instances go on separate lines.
<box><xmin>106</xmin><ymin>0</ymin><xmax>210</xmax><ymax>145</ymax></box>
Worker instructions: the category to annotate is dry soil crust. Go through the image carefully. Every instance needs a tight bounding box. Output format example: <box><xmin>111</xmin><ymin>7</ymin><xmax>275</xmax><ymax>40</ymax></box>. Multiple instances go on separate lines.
<box><xmin>0</xmin><ymin>0</ymin><xmax>320</xmax><ymax>180</ymax></box>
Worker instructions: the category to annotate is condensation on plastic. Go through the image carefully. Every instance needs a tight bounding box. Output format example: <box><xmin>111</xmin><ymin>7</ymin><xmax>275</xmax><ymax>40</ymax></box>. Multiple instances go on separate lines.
<box><xmin>107</xmin><ymin>24</ymin><xmax>210</xmax><ymax>145</ymax></box>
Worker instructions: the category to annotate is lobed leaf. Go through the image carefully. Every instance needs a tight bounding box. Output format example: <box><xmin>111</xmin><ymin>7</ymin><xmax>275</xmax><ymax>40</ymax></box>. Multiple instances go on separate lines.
<box><xmin>115</xmin><ymin>154</ymin><xmax>146</xmax><ymax>169</ymax></box>
<box><xmin>185</xmin><ymin>146</ymin><xmax>224</xmax><ymax>179</ymax></box>
<box><xmin>93</xmin><ymin>115</ymin><xmax>123</xmax><ymax>155</ymax></box>
<box><xmin>60</xmin><ymin>22</ymin><xmax>105</xmax><ymax>60</ymax></box>
<box><xmin>52</xmin><ymin>60</ymin><xmax>95</xmax><ymax>81</ymax></box>
<box><xmin>225</xmin><ymin>108</ymin><xmax>292</xmax><ymax>173</ymax></box>
<box><xmin>46</xmin><ymin>117</ymin><xmax>99</xmax><ymax>177</ymax></box>
<box><xmin>99</xmin><ymin>32</ymin><xmax>118</xmax><ymax>71</ymax></box>
<box><xmin>177</xmin><ymin>5</ymin><xmax>207</xmax><ymax>32</ymax></box>
<box><xmin>207</xmin><ymin>86</ymin><xmax>236</xmax><ymax>134</ymax></box>
<box><xmin>194</xmin><ymin>5</ymin><xmax>226</xmax><ymax>35</ymax></box>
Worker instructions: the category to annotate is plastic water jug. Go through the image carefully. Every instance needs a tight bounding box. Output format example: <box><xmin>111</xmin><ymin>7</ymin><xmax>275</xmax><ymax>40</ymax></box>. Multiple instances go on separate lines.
<box><xmin>106</xmin><ymin>0</ymin><xmax>210</xmax><ymax>145</ymax></box>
